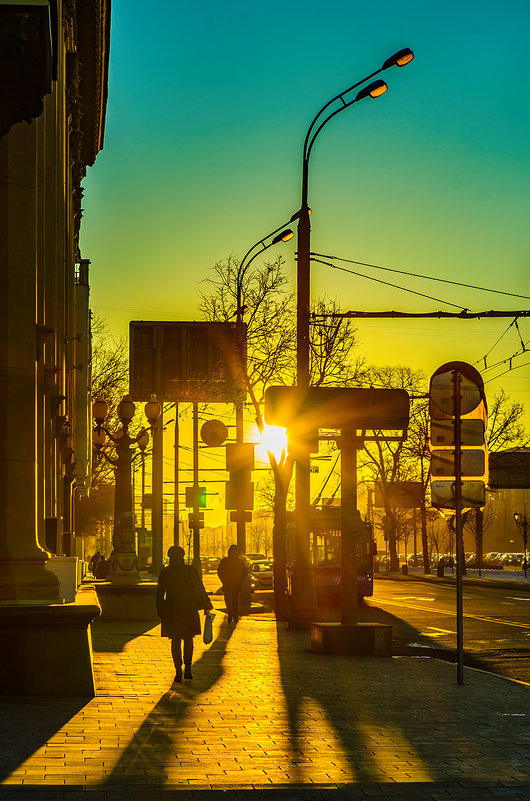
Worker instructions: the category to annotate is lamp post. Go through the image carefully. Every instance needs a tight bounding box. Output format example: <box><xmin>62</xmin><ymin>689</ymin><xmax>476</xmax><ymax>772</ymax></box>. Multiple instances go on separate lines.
<box><xmin>514</xmin><ymin>512</ymin><xmax>529</xmax><ymax>577</ymax></box>
<box><xmin>292</xmin><ymin>48</ymin><xmax>414</xmax><ymax>627</ymax></box>
<box><xmin>92</xmin><ymin>393</ymin><xmax>161</xmax><ymax>583</ymax></box>
<box><xmin>233</xmin><ymin>225</ymin><xmax>294</xmax><ymax>555</ymax></box>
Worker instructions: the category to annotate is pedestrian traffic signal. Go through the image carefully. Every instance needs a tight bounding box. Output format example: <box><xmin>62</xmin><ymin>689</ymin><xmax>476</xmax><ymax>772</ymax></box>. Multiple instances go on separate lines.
<box><xmin>429</xmin><ymin>361</ymin><xmax>487</xmax><ymax>510</ymax></box>
<box><xmin>185</xmin><ymin>485</ymin><xmax>207</xmax><ymax>508</ymax></box>
<box><xmin>188</xmin><ymin>511</ymin><xmax>204</xmax><ymax>530</ymax></box>
<box><xmin>225</xmin><ymin>443</ymin><xmax>254</xmax><ymax>511</ymax></box>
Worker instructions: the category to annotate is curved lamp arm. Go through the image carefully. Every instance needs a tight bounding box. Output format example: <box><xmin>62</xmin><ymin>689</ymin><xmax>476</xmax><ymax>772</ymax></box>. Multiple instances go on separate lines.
<box><xmin>302</xmin><ymin>48</ymin><xmax>414</xmax><ymax>162</ymax></box>
<box><xmin>305</xmin><ymin>79</ymin><xmax>388</xmax><ymax>164</ymax></box>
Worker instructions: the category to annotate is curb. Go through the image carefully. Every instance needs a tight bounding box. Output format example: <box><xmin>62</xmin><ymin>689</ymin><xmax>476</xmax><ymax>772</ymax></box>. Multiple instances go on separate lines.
<box><xmin>375</xmin><ymin>571</ymin><xmax>530</xmax><ymax>593</ymax></box>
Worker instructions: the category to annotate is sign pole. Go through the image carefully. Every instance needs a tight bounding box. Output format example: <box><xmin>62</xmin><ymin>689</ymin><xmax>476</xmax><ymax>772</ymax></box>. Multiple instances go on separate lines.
<box><xmin>192</xmin><ymin>402</ymin><xmax>201</xmax><ymax>575</ymax></box>
<box><xmin>453</xmin><ymin>370</ymin><xmax>464</xmax><ymax>685</ymax></box>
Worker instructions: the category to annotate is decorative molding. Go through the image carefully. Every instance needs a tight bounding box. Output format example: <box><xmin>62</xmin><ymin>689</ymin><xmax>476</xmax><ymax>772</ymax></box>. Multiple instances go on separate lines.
<box><xmin>0</xmin><ymin>5</ymin><xmax>53</xmax><ymax>139</ymax></box>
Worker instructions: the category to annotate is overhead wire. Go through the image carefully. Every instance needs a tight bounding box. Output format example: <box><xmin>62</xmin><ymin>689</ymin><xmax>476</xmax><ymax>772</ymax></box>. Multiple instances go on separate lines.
<box><xmin>310</xmin><ymin>252</ymin><xmax>530</xmax><ymax>301</ymax></box>
<box><xmin>311</xmin><ymin>257</ymin><xmax>467</xmax><ymax>310</ymax></box>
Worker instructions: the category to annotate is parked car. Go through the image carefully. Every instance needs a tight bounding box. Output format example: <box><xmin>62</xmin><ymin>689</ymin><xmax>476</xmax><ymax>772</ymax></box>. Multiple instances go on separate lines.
<box><xmin>502</xmin><ymin>553</ymin><xmax>525</xmax><ymax>566</ymax></box>
<box><xmin>407</xmin><ymin>554</ymin><xmax>424</xmax><ymax>567</ymax></box>
<box><xmin>245</xmin><ymin>552</ymin><xmax>266</xmax><ymax>562</ymax></box>
<box><xmin>249</xmin><ymin>560</ymin><xmax>274</xmax><ymax>591</ymax></box>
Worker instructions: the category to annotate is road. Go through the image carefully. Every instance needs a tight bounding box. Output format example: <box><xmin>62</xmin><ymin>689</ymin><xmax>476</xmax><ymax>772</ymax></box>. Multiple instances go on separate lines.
<box><xmin>366</xmin><ymin>577</ymin><xmax>530</xmax><ymax>684</ymax></box>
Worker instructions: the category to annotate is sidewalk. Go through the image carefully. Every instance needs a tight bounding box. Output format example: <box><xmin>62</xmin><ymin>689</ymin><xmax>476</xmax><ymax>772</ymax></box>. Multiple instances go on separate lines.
<box><xmin>1</xmin><ymin>598</ymin><xmax>530</xmax><ymax>800</ymax></box>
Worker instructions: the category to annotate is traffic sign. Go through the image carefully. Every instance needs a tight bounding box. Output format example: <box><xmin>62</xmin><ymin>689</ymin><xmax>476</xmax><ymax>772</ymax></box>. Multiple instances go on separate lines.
<box><xmin>431</xmin><ymin>449</ymin><xmax>486</xmax><ymax>478</ymax></box>
<box><xmin>431</xmin><ymin>480</ymin><xmax>486</xmax><ymax>509</ymax></box>
<box><xmin>430</xmin><ymin>419</ymin><xmax>485</xmax><ymax>447</ymax></box>
<box><xmin>201</xmin><ymin>419</ymin><xmax>228</xmax><ymax>447</ymax></box>
<box><xmin>430</xmin><ymin>362</ymin><xmax>485</xmax><ymax>418</ymax></box>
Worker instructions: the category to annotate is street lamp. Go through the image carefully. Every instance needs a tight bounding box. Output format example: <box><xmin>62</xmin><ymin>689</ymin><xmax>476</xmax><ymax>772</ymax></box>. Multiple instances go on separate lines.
<box><xmin>232</xmin><ymin>224</ymin><xmax>294</xmax><ymax>556</ymax></box>
<box><xmin>92</xmin><ymin>393</ymin><xmax>161</xmax><ymax>583</ymax></box>
<box><xmin>514</xmin><ymin>512</ymin><xmax>529</xmax><ymax>577</ymax></box>
<box><xmin>292</xmin><ymin>49</ymin><xmax>414</xmax><ymax>627</ymax></box>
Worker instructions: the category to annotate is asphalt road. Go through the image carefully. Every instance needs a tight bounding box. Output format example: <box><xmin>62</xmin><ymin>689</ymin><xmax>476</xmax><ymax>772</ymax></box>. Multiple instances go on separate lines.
<box><xmin>366</xmin><ymin>577</ymin><xmax>530</xmax><ymax>684</ymax></box>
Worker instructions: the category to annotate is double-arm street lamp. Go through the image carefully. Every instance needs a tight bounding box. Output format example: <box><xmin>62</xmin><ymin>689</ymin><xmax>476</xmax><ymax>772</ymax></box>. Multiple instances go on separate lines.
<box><xmin>292</xmin><ymin>48</ymin><xmax>414</xmax><ymax>626</ymax></box>
<box><xmin>92</xmin><ymin>393</ymin><xmax>161</xmax><ymax>583</ymax></box>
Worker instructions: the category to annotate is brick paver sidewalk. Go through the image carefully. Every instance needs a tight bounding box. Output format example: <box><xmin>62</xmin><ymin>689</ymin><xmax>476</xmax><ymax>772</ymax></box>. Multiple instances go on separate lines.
<box><xmin>1</xmin><ymin>602</ymin><xmax>529</xmax><ymax>800</ymax></box>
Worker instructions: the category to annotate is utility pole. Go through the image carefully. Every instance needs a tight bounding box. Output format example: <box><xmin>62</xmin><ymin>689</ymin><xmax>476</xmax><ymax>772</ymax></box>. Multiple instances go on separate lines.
<box><xmin>151</xmin><ymin>404</ymin><xmax>163</xmax><ymax>575</ymax></box>
<box><xmin>173</xmin><ymin>403</ymin><xmax>179</xmax><ymax>546</ymax></box>
<box><xmin>192</xmin><ymin>401</ymin><xmax>201</xmax><ymax>574</ymax></box>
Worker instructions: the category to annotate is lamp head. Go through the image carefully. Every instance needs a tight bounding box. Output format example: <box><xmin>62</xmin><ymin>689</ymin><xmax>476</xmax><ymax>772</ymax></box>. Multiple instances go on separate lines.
<box><xmin>92</xmin><ymin>397</ymin><xmax>109</xmax><ymax>425</ymax></box>
<box><xmin>271</xmin><ymin>228</ymin><xmax>294</xmax><ymax>245</ymax></box>
<box><xmin>137</xmin><ymin>429</ymin><xmax>150</xmax><ymax>452</ymax></box>
<box><xmin>355</xmin><ymin>79</ymin><xmax>388</xmax><ymax>102</ymax></box>
<box><xmin>92</xmin><ymin>427</ymin><xmax>107</xmax><ymax>450</ymax></box>
<box><xmin>382</xmin><ymin>48</ymin><xmax>414</xmax><ymax>70</ymax></box>
<box><xmin>144</xmin><ymin>393</ymin><xmax>162</xmax><ymax>427</ymax></box>
<box><xmin>514</xmin><ymin>512</ymin><xmax>520</xmax><ymax>523</ymax></box>
<box><xmin>117</xmin><ymin>395</ymin><xmax>136</xmax><ymax>425</ymax></box>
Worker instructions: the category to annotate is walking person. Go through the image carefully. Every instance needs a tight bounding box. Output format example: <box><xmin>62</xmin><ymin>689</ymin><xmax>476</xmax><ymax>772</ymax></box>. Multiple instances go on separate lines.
<box><xmin>156</xmin><ymin>545</ymin><xmax>213</xmax><ymax>684</ymax></box>
<box><xmin>217</xmin><ymin>544</ymin><xmax>248</xmax><ymax>624</ymax></box>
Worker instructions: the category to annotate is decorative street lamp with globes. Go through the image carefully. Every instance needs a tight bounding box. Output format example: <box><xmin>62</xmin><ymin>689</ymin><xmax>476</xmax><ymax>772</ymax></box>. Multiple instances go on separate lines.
<box><xmin>92</xmin><ymin>393</ymin><xmax>161</xmax><ymax>583</ymax></box>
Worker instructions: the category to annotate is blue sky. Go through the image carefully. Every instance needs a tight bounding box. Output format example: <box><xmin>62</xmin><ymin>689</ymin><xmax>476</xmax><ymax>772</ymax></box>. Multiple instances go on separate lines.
<box><xmin>81</xmin><ymin>0</ymin><xmax>530</xmax><ymax>424</ymax></box>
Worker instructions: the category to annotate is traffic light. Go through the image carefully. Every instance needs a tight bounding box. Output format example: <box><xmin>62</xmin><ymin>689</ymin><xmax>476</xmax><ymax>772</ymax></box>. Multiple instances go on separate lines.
<box><xmin>188</xmin><ymin>511</ymin><xmax>204</xmax><ymax>530</ymax></box>
<box><xmin>429</xmin><ymin>361</ymin><xmax>487</xmax><ymax>509</ymax></box>
<box><xmin>185</xmin><ymin>485</ymin><xmax>207</xmax><ymax>508</ymax></box>
<box><xmin>225</xmin><ymin>443</ymin><xmax>254</xmax><ymax>511</ymax></box>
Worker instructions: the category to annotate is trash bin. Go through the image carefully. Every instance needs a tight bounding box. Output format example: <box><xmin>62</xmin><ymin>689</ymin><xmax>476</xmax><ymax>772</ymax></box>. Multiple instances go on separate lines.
<box><xmin>401</xmin><ymin>564</ymin><xmax>408</xmax><ymax>575</ymax></box>
<box><xmin>437</xmin><ymin>563</ymin><xmax>444</xmax><ymax>578</ymax></box>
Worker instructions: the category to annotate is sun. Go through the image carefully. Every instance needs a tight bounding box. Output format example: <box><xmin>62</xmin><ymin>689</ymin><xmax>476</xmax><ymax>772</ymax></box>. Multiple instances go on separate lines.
<box><xmin>259</xmin><ymin>424</ymin><xmax>288</xmax><ymax>462</ymax></box>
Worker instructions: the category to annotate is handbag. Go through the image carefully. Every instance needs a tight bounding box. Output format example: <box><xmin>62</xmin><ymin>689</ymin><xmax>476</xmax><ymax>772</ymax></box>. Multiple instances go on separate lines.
<box><xmin>203</xmin><ymin>611</ymin><xmax>215</xmax><ymax>645</ymax></box>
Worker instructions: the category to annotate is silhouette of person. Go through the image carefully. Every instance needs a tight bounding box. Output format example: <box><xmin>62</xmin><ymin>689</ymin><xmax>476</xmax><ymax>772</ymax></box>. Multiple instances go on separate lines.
<box><xmin>88</xmin><ymin>550</ymin><xmax>101</xmax><ymax>576</ymax></box>
<box><xmin>156</xmin><ymin>545</ymin><xmax>213</xmax><ymax>684</ymax></box>
<box><xmin>217</xmin><ymin>544</ymin><xmax>248</xmax><ymax>624</ymax></box>
<box><xmin>94</xmin><ymin>555</ymin><xmax>109</xmax><ymax>579</ymax></box>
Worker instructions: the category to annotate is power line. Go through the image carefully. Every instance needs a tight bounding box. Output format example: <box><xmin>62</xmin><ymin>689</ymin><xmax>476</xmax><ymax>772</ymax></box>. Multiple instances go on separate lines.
<box><xmin>311</xmin><ymin>257</ymin><xmax>466</xmax><ymax>310</ymax></box>
<box><xmin>310</xmin><ymin>252</ymin><xmax>530</xmax><ymax>301</ymax></box>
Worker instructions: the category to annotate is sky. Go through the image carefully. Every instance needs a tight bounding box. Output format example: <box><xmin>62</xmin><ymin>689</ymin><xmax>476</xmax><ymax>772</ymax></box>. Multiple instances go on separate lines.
<box><xmin>80</xmin><ymin>0</ymin><xmax>530</xmax><ymax>521</ymax></box>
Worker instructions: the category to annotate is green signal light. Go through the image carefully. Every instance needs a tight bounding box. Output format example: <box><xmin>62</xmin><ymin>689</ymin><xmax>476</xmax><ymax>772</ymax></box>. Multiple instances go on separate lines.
<box><xmin>198</xmin><ymin>486</ymin><xmax>207</xmax><ymax>508</ymax></box>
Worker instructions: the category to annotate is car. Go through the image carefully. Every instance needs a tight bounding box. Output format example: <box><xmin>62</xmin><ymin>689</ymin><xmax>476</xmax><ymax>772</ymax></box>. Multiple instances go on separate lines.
<box><xmin>502</xmin><ymin>553</ymin><xmax>525</xmax><ymax>566</ymax></box>
<box><xmin>245</xmin><ymin>552</ymin><xmax>266</xmax><ymax>562</ymax></box>
<box><xmin>249</xmin><ymin>560</ymin><xmax>274</xmax><ymax>590</ymax></box>
<box><xmin>407</xmin><ymin>554</ymin><xmax>424</xmax><ymax>567</ymax></box>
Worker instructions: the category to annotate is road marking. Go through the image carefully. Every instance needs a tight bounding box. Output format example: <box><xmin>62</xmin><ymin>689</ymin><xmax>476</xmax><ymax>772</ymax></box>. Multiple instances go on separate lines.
<box><xmin>372</xmin><ymin>597</ymin><xmax>530</xmax><ymax>630</ymax></box>
<box><xmin>395</xmin><ymin>596</ymin><xmax>435</xmax><ymax>601</ymax></box>
<box><xmin>424</xmin><ymin>626</ymin><xmax>454</xmax><ymax>636</ymax></box>
<box><xmin>507</xmin><ymin>596</ymin><xmax>530</xmax><ymax>602</ymax></box>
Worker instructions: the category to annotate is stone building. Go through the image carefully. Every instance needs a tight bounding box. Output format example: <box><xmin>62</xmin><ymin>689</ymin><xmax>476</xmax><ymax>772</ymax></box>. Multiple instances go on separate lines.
<box><xmin>0</xmin><ymin>0</ymin><xmax>110</xmax><ymax>694</ymax></box>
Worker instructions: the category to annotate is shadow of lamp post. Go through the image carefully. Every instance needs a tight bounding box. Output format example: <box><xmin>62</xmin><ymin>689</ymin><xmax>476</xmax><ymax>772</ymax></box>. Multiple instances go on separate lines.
<box><xmin>92</xmin><ymin>394</ymin><xmax>161</xmax><ymax>583</ymax></box>
<box><xmin>291</xmin><ymin>48</ymin><xmax>414</xmax><ymax>627</ymax></box>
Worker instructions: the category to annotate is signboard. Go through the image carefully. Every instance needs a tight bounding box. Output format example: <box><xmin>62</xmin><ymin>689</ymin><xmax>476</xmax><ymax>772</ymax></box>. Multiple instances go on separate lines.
<box><xmin>264</xmin><ymin>386</ymin><xmax>410</xmax><ymax>432</ymax></box>
<box><xmin>129</xmin><ymin>321</ymin><xmax>246</xmax><ymax>402</ymax></box>
<box><xmin>374</xmin><ymin>481</ymin><xmax>423</xmax><ymax>509</ymax></box>
<box><xmin>489</xmin><ymin>451</ymin><xmax>530</xmax><ymax>489</ymax></box>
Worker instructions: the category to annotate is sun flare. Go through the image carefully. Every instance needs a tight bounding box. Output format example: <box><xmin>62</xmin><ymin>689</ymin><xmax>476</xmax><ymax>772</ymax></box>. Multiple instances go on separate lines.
<box><xmin>259</xmin><ymin>424</ymin><xmax>288</xmax><ymax>461</ymax></box>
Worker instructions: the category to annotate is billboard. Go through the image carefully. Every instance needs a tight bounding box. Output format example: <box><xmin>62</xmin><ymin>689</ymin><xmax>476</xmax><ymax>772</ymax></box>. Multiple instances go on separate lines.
<box><xmin>129</xmin><ymin>321</ymin><xmax>246</xmax><ymax>402</ymax></box>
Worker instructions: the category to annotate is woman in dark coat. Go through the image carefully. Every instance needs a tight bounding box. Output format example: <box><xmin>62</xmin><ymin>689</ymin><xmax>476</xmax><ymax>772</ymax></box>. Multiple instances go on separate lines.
<box><xmin>156</xmin><ymin>545</ymin><xmax>213</xmax><ymax>684</ymax></box>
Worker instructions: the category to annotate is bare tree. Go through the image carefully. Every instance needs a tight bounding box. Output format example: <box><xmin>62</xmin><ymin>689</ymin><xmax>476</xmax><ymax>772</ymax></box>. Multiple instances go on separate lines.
<box><xmin>487</xmin><ymin>388</ymin><xmax>529</xmax><ymax>452</ymax></box>
<box><xmin>361</xmin><ymin>365</ymin><xmax>426</xmax><ymax>571</ymax></box>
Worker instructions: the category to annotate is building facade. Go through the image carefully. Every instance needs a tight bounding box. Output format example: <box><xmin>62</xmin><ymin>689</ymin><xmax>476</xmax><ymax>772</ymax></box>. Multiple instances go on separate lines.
<box><xmin>0</xmin><ymin>0</ymin><xmax>110</xmax><ymax>694</ymax></box>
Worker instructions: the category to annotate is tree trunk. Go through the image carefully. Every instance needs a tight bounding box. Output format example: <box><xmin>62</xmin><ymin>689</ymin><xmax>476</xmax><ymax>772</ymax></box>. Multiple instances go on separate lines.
<box><xmin>272</xmin><ymin>471</ymin><xmax>289</xmax><ymax>621</ymax></box>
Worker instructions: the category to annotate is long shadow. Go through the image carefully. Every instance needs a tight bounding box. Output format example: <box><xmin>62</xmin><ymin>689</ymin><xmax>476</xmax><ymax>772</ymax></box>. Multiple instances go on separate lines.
<box><xmin>91</xmin><ymin>618</ymin><xmax>158</xmax><ymax>653</ymax></box>
<box><xmin>101</xmin><ymin>620</ymin><xmax>236</xmax><ymax>786</ymax></box>
<box><xmin>276</xmin><ymin>602</ymin><xmax>530</xmax><ymax>787</ymax></box>
<box><xmin>0</xmin><ymin>697</ymin><xmax>89</xmax><ymax>781</ymax></box>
